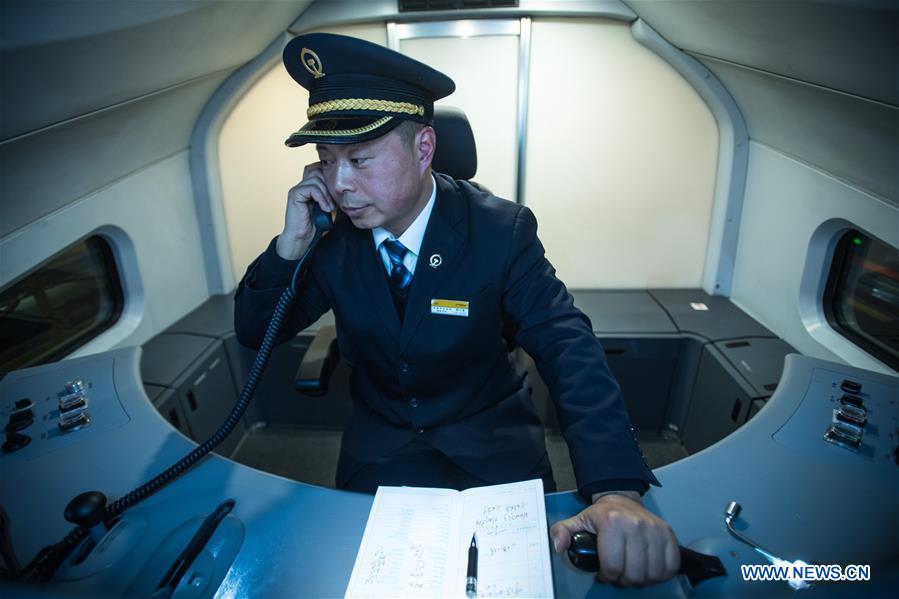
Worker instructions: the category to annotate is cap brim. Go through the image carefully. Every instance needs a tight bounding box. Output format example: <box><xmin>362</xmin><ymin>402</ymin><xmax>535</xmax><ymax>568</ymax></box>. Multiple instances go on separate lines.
<box><xmin>285</xmin><ymin>115</ymin><xmax>403</xmax><ymax>147</ymax></box>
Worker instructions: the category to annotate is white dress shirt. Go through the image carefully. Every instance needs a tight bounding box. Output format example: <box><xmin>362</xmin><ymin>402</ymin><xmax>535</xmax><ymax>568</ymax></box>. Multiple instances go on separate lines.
<box><xmin>371</xmin><ymin>174</ymin><xmax>437</xmax><ymax>276</ymax></box>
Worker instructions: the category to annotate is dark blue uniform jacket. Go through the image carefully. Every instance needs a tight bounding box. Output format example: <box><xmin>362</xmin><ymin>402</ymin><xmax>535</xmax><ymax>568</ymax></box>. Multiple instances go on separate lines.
<box><xmin>235</xmin><ymin>173</ymin><xmax>659</xmax><ymax>498</ymax></box>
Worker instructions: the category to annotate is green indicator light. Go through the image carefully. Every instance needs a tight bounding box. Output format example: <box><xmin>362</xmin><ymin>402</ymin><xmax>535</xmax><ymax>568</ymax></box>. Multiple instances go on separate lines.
<box><xmin>852</xmin><ymin>238</ymin><xmax>862</xmax><ymax>245</ymax></box>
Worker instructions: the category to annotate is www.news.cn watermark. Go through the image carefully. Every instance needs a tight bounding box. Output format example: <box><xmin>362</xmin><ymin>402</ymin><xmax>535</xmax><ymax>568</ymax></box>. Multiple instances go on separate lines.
<box><xmin>742</xmin><ymin>562</ymin><xmax>871</xmax><ymax>588</ymax></box>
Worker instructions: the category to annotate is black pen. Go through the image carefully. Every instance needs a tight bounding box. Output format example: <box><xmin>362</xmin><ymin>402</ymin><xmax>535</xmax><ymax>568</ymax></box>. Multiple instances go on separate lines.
<box><xmin>466</xmin><ymin>532</ymin><xmax>478</xmax><ymax>598</ymax></box>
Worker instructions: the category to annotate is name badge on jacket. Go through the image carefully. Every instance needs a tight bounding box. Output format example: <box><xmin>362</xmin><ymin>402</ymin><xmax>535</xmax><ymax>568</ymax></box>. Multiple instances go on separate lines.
<box><xmin>431</xmin><ymin>299</ymin><xmax>469</xmax><ymax>317</ymax></box>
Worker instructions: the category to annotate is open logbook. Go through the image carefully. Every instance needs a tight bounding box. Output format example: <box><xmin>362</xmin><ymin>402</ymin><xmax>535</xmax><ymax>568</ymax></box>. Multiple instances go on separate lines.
<box><xmin>345</xmin><ymin>478</ymin><xmax>554</xmax><ymax>598</ymax></box>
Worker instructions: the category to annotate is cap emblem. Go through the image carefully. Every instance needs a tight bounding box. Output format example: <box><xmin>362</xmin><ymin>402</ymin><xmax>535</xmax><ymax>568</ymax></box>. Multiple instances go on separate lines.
<box><xmin>300</xmin><ymin>47</ymin><xmax>325</xmax><ymax>79</ymax></box>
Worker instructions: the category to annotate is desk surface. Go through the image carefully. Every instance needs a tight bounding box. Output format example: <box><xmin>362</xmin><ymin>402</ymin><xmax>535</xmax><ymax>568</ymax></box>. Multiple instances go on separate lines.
<box><xmin>1</xmin><ymin>347</ymin><xmax>896</xmax><ymax>598</ymax></box>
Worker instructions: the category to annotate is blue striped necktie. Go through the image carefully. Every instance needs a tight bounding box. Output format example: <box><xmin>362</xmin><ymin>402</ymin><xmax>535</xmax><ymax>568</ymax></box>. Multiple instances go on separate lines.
<box><xmin>382</xmin><ymin>239</ymin><xmax>412</xmax><ymax>296</ymax></box>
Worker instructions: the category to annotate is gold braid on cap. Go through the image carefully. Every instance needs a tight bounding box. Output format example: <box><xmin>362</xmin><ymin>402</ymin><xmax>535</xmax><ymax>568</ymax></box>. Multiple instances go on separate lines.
<box><xmin>307</xmin><ymin>98</ymin><xmax>425</xmax><ymax>119</ymax></box>
<box><xmin>290</xmin><ymin>116</ymin><xmax>395</xmax><ymax>138</ymax></box>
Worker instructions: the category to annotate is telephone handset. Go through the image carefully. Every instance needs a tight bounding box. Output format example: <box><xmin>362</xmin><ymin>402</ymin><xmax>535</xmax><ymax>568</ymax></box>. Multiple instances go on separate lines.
<box><xmin>289</xmin><ymin>202</ymin><xmax>331</xmax><ymax>292</ymax></box>
<box><xmin>309</xmin><ymin>202</ymin><xmax>333</xmax><ymax>232</ymax></box>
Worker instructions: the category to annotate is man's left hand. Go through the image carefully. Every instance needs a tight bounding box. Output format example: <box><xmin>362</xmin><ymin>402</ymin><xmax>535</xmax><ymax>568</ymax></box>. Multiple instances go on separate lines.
<box><xmin>549</xmin><ymin>493</ymin><xmax>680</xmax><ymax>586</ymax></box>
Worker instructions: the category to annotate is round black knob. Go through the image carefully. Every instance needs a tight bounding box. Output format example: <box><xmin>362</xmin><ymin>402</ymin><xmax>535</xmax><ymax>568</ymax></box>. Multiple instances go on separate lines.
<box><xmin>2</xmin><ymin>432</ymin><xmax>31</xmax><ymax>453</ymax></box>
<box><xmin>64</xmin><ymin>491</ymin><xmax>107</xmax><ymax>529</ymax></box>
<box><xmin>14</xmin><ymin>398</ymin><xmax>34</xmax><ymax>411</ymax></box>
<box><xmin>6</xmin><ymin>410</ymin><xmax>34</xmax><ymax>432</ymax></box>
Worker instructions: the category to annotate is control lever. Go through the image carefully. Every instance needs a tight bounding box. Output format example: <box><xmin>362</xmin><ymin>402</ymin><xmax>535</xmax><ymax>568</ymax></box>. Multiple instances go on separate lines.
<box><xmin>723</xmin><ymin>501</ymin><xmax>779</xmax><ymax>563</ymax></box>
<box><xmin>65</xmin><ymin>492</ymin><xmax>107</xmax><ymax>529</ymax></box>
<box><xmin>65</xmin><ymin>492</ymin><xmax>107</xmax><ymax>540</ymax></box>
<box><xmin>566</xmin><ymin>531</ymin><xmax>726</xmax><ymax>586</ymax></box>
<box><xmin>724</xmin><ymin>501</ymin><xmax>813</xmax><ymax>590</ymax></box>
<box><xmin>63</xmin><ymin>491</ymin><xmax>108</xmax><ymax>564</ymax></box>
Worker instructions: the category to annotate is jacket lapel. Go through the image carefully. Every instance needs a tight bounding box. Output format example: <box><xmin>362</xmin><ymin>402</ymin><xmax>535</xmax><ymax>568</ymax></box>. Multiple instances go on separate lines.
<box><xmin>349</xmin><ymin>222</ymin><xmax>401</xmax><ymax>342</ymax></box>
<box><xmin>400</xmin><ymin>175</ymin><xmax>466</xmax><ymax>354</ymax></box>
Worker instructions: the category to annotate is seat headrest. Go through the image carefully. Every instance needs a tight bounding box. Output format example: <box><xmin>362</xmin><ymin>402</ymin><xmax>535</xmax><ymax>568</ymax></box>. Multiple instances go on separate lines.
<box><xmin>431</xmin><ymin>105</ymin><xmax>477</xmax><ymax>180</ymax></box>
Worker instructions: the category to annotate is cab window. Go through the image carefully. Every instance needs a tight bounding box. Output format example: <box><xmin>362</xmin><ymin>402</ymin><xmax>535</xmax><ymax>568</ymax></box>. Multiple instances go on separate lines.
<box><xmin>824</xmin><ymin>229</ymin><xmax>899</xmax><ymax>369</ymax></box>
<box><xmin>0</xmin><ymin>236</ymin><xmax>123</xmax><ymax>372</ymax></box>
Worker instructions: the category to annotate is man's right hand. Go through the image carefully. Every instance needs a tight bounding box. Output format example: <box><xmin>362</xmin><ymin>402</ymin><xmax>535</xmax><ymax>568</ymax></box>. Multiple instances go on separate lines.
<box><xmin>276</xmin><ymin>162</ymin><xmax>335</xmax><ymax>260</ymax></box>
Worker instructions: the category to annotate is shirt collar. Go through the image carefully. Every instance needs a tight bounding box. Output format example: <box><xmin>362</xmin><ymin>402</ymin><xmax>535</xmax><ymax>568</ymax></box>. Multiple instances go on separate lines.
<box><xmin>372</xmin><ymin>173</ymin><xmax>437</xmax><ymax>256</ymax></box>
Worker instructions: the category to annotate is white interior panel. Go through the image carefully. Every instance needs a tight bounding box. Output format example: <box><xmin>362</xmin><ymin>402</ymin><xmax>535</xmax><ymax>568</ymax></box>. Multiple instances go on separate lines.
<box><xmin>731</xmin><ymin>141</ymin><xmax>899</xmax><ymax>372</ymax></box>
<box><xmin>699</xmin><ymin>56</ymin><xmax>898</xmax><ymax>204</ymax></box>
<box><xmin>401</xmin><ymin>34</ymin><xmax>520</xmax><ymax>201</ymax></box>
<box><xmin>220</xmin><ymin>63</ymin><xmax>311</xmax><ymax>283</ymax></box>
<box><xmin>219</xmin><ymin>23</ymin><xmax>388</xmax><ymax>284</ymax></box>
<box><xmin>291</xmin><ymin>0</ymin><xmax>636</xmax><ymax>33</ymax></box>
<box><xmin>524</xmin><ymin>19</ymin><xmax>718</xmax><ymax>289</ymax></box>
<box><xmin>0</xmin><ymin>0</ymin><xmax>309</xmax><ymax>140</ymax></box>
<box><xmin>624</xmin><ymin>0</ymin><xmax>898</xmax><ymax>106</ymax></box>
<box><xmin>0</xmin><ymin>73</ymin><xmax>229</xmax><ymax>238</ymax></box>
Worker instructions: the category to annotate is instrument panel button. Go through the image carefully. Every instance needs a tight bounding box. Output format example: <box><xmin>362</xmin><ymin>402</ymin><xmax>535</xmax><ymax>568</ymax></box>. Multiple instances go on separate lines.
<box><xmin>59</xmin><ymin>395</ymin><xmax>87</xmax><ymax>414</ymax></box>
<box><xmin>14</xmin><ymin>398</ymin><xmax>34</xmax><ymax>412</ymax></box>
<box><xmin>839</xmin><ymin>394</ymin><xmax>863</xmax><ymax>408</ymax></box>
<box><xmin>58</xmin><ymin>411</ymin><xmax>91</xmax><ymax>433</ymax></box>
<box><xmin>64</xmin><ymin>380</ymin><xmax>86</xmax><ymax>395</ymax></box>
<box><xmin>824</xmin><ymin>424</ymin><xmax>861</xmax><ymax>451</ymax></box>
<box><xmin>840</xmin><ymin>379</ymin><xmax>862</xmax><ymax>394</ymax></box>
<box><xmin>835</xmin><ymin>404</ymin><xmax>867</xmax><ymax>427</ymax></box>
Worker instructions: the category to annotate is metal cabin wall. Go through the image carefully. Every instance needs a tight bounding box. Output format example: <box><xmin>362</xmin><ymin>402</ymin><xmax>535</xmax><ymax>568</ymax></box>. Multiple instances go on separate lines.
<box><xmin>523</xmin><ymin>18</ymin><xmax>718</xmax><ymax>289</ymax></box>
<box><xmin>0</xmin><ymin>1</ymin><xmax>309</xmax><ymax>355</ymax></box>
<box><xmin>625</xmin><ymin>0</ymin><xmax>899</xmax><ymax>373</ymax></box>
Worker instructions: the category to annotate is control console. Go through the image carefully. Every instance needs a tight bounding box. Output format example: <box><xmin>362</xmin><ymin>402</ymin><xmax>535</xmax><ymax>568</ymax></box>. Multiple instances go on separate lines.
<box><xmin>2</xmin><ymin>358</ymin><xmax>130</xmax><ymax>461</ymax></box>
<box><xmin>1</xmin><ymin>348</ymin><xmax>896</xmax><ymax>598</ymax></box>
<box><xmin>772</xmin><ymin>363</ymin><xmax>898</xmax><ymax>484</ymax></box>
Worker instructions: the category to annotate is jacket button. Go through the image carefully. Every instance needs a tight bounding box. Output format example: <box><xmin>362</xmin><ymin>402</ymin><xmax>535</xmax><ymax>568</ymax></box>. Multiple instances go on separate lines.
<box><xmin>410</xmin><ymin>398</ymin><xmax>419</xmax><ymax>408</ymax></box>
<box><xmin>399</xmin><ymin>362</ymin><xmax>410</xmax><ymax>373</ymax></box>
<box><xmin>416</xmin><ymin>428</ymin><xmax>424</xmax><ymax>434</ymax></box>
